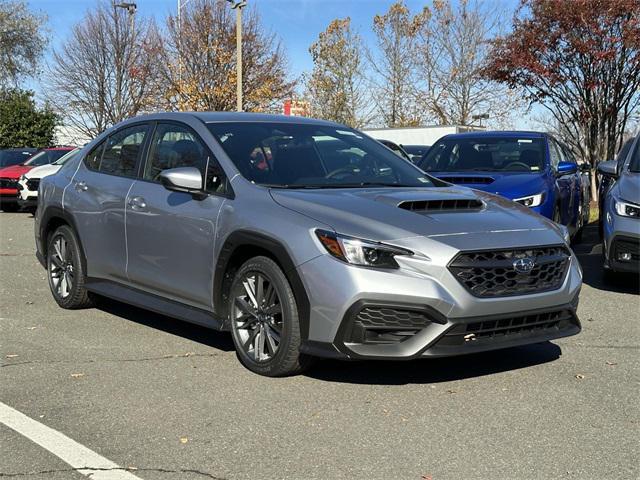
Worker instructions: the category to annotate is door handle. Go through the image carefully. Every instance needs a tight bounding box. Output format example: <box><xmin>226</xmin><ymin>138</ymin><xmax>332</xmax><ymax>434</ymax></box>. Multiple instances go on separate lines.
<box><xmin>128</xmin><ymin>196</ymin><xmax>147</xmax><ymax>210</ymax></box>
<box><xmin>75</xmin><ymin>181</ymin><xmax>88</xmax><ymax>192</ymax></box>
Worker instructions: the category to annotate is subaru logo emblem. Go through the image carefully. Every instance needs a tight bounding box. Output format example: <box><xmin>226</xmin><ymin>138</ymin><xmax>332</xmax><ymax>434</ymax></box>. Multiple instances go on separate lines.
<box><xmin>513</xmin><ymin>257</ymin><xmax>535</xmax><ymax>274</ymax></box>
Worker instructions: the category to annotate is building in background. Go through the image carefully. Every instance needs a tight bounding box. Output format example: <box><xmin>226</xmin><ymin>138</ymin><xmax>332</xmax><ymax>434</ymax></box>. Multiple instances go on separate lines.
<box><xmin>363</xmin><ymin>125</ymin><xmax>486</xmax><ymax>146</ymax></box>
<box><xmin>283</xmin><ymin>99</ymin><xmax>310</xmax><ymax>117</ymax></box>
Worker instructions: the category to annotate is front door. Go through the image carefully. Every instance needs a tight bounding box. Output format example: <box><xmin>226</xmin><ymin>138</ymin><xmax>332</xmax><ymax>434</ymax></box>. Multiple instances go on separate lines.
<box><xmin>69</xmin><ymin>124</ymin><xmax>149</xmax><ymax>282</ymax></box>
<box><xmin>125</xmin><ymin>122</ymin><xmax>229</xmax><ymax>311</ymax></box>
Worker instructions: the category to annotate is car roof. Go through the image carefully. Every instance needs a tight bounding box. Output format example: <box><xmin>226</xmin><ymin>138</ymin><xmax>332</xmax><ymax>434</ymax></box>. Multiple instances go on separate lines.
<box><xmin>441</xmin><ymin>130</ymin><xmax>547</xmax><ymax>139</ymax></box>
<box><xmin>0</xmin><ymin>147</ymin><xmax>39</xmax><ymax>152</ymax></box>
<box><xmin>122</xmin><ymin>111</ymin><xmax>343</xmax><ymax>128</ymax></box>
<box><xmin>44</xmin><ymin>146</ymin><xmax>75</xmax><ymax>150</ymax></box>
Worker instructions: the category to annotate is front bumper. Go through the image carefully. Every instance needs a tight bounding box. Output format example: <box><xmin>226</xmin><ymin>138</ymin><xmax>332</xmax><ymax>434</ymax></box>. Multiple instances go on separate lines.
<box><xmin>603</xmin><ymin>208</ymin><xmax>640</xmax><ymax>273</ymax></box>
<box><xmin>298</xmin><ymin>246</ymin><xmax>582</xmax><ymax>360</ymax></box>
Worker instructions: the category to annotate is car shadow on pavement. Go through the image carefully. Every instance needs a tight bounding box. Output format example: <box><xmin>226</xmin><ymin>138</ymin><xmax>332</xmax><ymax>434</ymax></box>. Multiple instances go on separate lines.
<box><xmin>307</xmin><ymin>342</ymin><xmax>562</xmax><ymax>385</ymax></box>
<box><xmin>572</xmin><ymin>224</ymin><xmax>639</xmax><ymax>295</ymax></box>
<box><xmin>95</xmin><ymin>298</ymin><xmax>235</xmax><ymax>352</ymax></box>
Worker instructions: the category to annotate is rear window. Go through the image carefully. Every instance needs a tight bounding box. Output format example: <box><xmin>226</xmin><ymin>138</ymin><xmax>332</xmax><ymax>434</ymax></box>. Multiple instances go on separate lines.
<box><xmin>419</xmin><ymin>137</ymin><xmax>546</xmax><ymax>173</ymax></box>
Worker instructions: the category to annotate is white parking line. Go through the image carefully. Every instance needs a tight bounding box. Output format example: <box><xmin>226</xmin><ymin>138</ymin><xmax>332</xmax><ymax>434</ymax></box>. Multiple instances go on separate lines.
<box><xmin>0</xmin><ymin>401</ymin><xmax>142</xmax><ymax>479</ymax></box>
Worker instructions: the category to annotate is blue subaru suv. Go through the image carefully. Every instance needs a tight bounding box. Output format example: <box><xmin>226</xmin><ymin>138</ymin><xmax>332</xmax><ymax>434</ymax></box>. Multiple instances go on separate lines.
<box><xmin>418</xmin><ymin>131</ymin><xmax>591</xmax><ymax>240</ymax></box>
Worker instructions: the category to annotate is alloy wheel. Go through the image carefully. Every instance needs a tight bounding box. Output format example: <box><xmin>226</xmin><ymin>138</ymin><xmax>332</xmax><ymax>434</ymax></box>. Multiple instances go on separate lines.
<box><xmin>49</xmin><ymin>234</ymin><xmax>74</xmax><ymax>299</ymax></box>
<box><xmin>231</xmin><ymin>272</ymin><xmax>283</xmax><ymax>362</ymax></box>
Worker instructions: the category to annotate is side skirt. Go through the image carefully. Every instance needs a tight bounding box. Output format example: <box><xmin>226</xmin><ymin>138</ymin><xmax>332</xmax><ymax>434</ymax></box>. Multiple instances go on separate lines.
<box><xmin>85</xmin><ymin>278</ymin><xmax>225</xmax><ymax>331</ymax></box>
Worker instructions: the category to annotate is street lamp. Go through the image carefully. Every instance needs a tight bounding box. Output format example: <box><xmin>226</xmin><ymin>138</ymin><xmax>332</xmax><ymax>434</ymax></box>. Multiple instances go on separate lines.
<box><xmin>114</xmin><ymin>2</ymin><xmax>137</xmax><ymax>31</ymax></box>
<box><xmin>227</xmin><ymin>0</ymin><xmax>247</xmax><ymax>112</ymax></box>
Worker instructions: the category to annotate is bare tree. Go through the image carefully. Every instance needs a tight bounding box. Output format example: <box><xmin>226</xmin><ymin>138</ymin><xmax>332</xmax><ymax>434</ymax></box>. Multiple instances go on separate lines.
<box><xmin>0</xmin><ymin>0</ymin><xmax>47</xmax><ymax>86</ymax></box>
<box><xmin>484</xmin><ymin>0</ymin><xmax>640</xmax><ymax>201</ymax></box>
<box><xmin>368</xmin><ymin>1</ymin><xmax>428</xmax><ymax>127</ymax></box>
<box><xmin>305</xmin><ymin>18</ymin><xmax>372</xmax><ymax>128</ymax></box>
<box><xmin>161</xmin><ymin>0</ymin><xmax>294</xmax><ymax>112</ymax></box>
<box><xmin>44</xmin><ymin>1</ymin><xmax>162</xmax><ymax>138</ymax></box>
<box><xmin>417</xmin><ymin>0</ymin><xmax>524</xmax><ymax>127</ymax></box>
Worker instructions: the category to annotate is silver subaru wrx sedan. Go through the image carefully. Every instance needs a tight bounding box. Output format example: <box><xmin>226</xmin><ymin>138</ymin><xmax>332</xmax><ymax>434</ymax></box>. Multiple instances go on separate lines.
<box><xmin>35</xmin><ymin>113</ymin><xmax>582</xmax><ymax>376</ymax></box>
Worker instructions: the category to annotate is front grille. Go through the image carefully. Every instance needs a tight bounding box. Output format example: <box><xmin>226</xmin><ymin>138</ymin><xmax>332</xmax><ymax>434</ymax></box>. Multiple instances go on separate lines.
<box><xmin>449</xmin><ymin>245</ymin><xmax>570</xmax><ymax>297</ymax></box>
<box><xmin>0</xmin><ymin>178</ymin><xmax>17</xmax><ymax>189</ymax></box>
<box><xmin>612</xmin><ymin>236</ymin><xmax>640</xmax><ymax>262</ymax></box>
<box><xmin>437</xmin><ymin>309</ymin><xmax>577</xmax><ymax>347</ymax></box>
<box><xmin>439</xmin><ymin>176</ymin><xmax>494</xmax><ymax>185</ymax></box>
<box><xmin>26</xmin><ymin>178</ymin><xmax>40</xmax><ymax>191</ymax></box>
<box><xmin>399</xmin><ymin>199</ymin><xmax>484</xmax><ymax>212</ymax></box>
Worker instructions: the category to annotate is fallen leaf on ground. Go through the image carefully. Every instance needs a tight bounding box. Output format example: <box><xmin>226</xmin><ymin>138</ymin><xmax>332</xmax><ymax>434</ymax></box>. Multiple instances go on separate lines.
<box><xmin>25</xmin><ymin>301</ymin><xmax>33</xmax><ymax>305</ymax></box>
<box><xmin>446</xmin><ymin>389</ymin><xmax>457</xmax><ymax>394</ymax></box>
<box><xmin>27</xmin><ymin>326</ymin><xmax>37</xmax><ymax>330</ymax></box>
<box><xmin>421</xmin><ymin>475</ymin><xmax>433</xmax><ymax>480</ymax></box>
<box><xmin>5</xmin><ymin>354</ymin><xmax>18</xmax><ymax>358</ymax></box>
<box><xmin>179</xmin><ymin>436</ymin><xmax>188</xmax><ymax>444</ymax></box>
<box><xmin>575</xmin><ymin>374</ymin><xmax>585</xmax><ymax>380</ymax></box>
<box><xmin>605</xmin><ymin>361</ymin><xmax>617</xmax><ymax>366</ymax></box>
<box><xmin>70</xmin><ymin>373</ymin><xmax>85</xmax><ymax>378</ymax></box>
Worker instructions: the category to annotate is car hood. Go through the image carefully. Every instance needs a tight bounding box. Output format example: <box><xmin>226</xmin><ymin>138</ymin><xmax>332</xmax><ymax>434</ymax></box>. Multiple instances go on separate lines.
<box><xmin>0</xmin><ymin>164</ymin><xmax>32</xmax><ymax>178</ymax></box>
<box><xmin>430</xmin><ymin>171</ymin><xmax>548</xmax><ymax>199</ymax></box>
<box><xmin>270</xmin><ymin>186</ymin><xmax>566</xmax><ymax>250</ymax></box>
<box><xmin>24</xmin><ymin>164</ymin><xmax>61</xmax><ymax>179</ymax></box>
<box><xmin>616</xmin><ymin>172</ymin><xmax>640</xmax><ymax>203</ymax></box>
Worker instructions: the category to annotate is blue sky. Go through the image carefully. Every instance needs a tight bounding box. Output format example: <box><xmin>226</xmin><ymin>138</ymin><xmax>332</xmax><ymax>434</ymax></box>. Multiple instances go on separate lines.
<box><xmin>28</xmin><ymin>0</ymin><xmax>520</xmax><ymax>81</ymax></box>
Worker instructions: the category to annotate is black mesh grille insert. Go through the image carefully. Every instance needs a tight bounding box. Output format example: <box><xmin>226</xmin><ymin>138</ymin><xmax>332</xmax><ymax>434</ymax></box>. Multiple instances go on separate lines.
<box><xmin>0</xmin><ymin>178</ymin><xmax>18</xmax><ymax>188</ymax></box>
<box><xmin>439</xmin><ymin>176</ymin><xmax>494</xmax><ymax>185</ymax></box>
<box><xmin>437</xmin><ymin>309</ymin><xmax>577</xmax><ymax>347</ymax></box>
<box><xmin>26</xmin><ymin>178</ymin><xmax>40</xmax><ymax>191</ymax></box>
<box><xmin>449</xmin><ymin>245</ymin><xmax>570</xmax><ymax>297</ymax></box>
<box><xmin>399</xmin><ymin>199</ymin><xmax>484</xmax><ymax>212</ymax></box>
<box><xmin>356</xmin><ymin>307</ymin><xmax>433</xmax><ymax>329</ymax></box>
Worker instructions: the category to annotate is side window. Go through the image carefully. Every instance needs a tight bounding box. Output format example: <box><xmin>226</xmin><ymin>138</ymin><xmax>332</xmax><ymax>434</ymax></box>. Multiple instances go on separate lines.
<box><xmin>84</xmin><ymin>142</ymin><xmax>105</xmax><ymax>171</ymax></box>
<box><xmin>144</xmin><ymin>123</ymin><xmax>227</xmax><ymax>194</ymax></box>
<box><xmin>100</xmin><ymin>125</ymin><xmax>148</xmax><ymax>177</ymax></box>
<box><xmin>548</xmin><ymin>139</ymin><xmax>562</xmax><ymax>170</ymax></box>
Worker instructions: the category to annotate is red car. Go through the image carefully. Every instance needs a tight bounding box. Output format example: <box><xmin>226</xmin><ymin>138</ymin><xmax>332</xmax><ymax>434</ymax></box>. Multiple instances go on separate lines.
<box><xmin>0</xmin><ymin>147</ymin><xmax>75</xmax><ymax>212</ymax></box>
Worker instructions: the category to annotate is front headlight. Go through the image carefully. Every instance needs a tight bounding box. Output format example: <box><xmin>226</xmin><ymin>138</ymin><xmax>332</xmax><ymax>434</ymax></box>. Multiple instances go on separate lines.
<box><xmin>514</xmin><ymin>192</ymin><xmax>545</xmax><ymax>207</ymax></box>
<box><xmin>614</xmin><ymin>198</ymin><xmax>640</xmax><ymax>218</ymax></box>
<box><xmin>315</xmin><ymin>230</ymin><xmax>413</xmax><ymax>269</ymax></box>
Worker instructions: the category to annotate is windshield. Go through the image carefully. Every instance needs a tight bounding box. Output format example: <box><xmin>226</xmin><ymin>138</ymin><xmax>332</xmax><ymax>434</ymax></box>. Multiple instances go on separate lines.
<box><xmin>23</xmin><ymin>149</ymin><xmax>72</xmax><ymax>166</ymax></box>
<box><xmin>52</xmin><ymin>149</ymin><xmax>79</xmax><ymax>165</ymax></box>
<box><xmin>206</xmin><ymin>122</ymin><xmax>438</xmax><ymax>188</ymax></box>
<box><xmin>0</xmin><ymin>150</ymin><xmax>36</xmax><ymax>167</ymax></box>
<box><xmin>419</xmin><ymin>136</ymin><xmax>546</xmax><ymax>173</ymax></box>
<box><xmin>629</xmin><ymin>138</ymin><xmax>640</xmax><ymax>173</ymax></box>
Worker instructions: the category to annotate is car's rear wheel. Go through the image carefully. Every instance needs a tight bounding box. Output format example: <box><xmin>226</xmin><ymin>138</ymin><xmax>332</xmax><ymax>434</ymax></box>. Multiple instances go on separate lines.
<box><xmin>47</xmin><ymin>225</ymin><xmax>94</xmax><ymax>309</ymax></box>
<box><xmin>228</xmin><ymin>256</ymin><xmax>311</xmax><ymax>377</ymax></box>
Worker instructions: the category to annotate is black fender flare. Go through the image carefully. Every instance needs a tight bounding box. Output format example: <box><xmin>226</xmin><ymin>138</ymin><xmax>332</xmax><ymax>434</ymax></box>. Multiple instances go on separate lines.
<box><xmin>213</xmin><ymin>230</ymin><xmax>311</xmax><ymax>340</ymax></box>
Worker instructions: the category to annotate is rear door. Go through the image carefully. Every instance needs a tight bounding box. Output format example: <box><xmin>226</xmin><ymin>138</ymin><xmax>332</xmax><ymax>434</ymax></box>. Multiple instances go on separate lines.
<box><xmin>125</xmin><ymin>122</ymin><xmax>230</xmax><ymax>311</ymax></box>
<box><xmin>69</xmin><ymin>123</ymin><xmax>149</xmax><ymax>282</ymax></box>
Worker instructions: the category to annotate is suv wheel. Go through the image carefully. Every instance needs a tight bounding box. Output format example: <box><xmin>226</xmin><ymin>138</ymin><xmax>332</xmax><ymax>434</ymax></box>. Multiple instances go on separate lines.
<box><xmin>47</xmin><ymin>225</ymin><xmax>94</xmax><ymax>309</ymax></box>
<box><xmin>229</xmin><ymin>256</ymin><xmax>310</xmax><ymax>376</ymax></box>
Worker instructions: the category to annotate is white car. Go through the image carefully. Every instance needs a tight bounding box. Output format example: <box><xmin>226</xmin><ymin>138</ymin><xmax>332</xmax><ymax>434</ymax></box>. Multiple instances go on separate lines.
<box><xmin>17</xmin><ymin>149</ymin><xmax>79</xmax><ymax>212</ymax></box>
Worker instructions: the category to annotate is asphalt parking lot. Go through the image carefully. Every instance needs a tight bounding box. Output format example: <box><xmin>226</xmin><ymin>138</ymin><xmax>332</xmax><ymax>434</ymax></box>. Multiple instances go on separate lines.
<box><xmin>1</xmin><ymin>212</ymin><xmax>639</xmax><ymax>480</ymax></box>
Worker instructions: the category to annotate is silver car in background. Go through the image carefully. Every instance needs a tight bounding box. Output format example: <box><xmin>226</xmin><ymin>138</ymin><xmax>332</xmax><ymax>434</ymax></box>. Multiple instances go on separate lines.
<box><xmin>598</xmin><ymin>134</ymin><xmax>640</xmax><ymax>274</ymax></box>
<box><xmin>35</xmin><ymin>113</ymin><xmax>582</xmax><ymax>376</ymax></box>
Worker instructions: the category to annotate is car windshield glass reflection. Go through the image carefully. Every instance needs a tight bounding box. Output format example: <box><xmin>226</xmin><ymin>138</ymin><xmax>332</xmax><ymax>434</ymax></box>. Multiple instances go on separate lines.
<box><xmin>207</xmin><ymin>122</ymin><xmax>438</xmax><ymax>189</ymax></box>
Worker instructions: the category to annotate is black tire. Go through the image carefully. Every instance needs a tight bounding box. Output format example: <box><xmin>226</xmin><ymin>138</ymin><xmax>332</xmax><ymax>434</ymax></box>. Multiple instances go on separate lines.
<box><xmin>1</xmin><ymin>203</ymin><xmax>19</xmax><ymax>212</ymax></box>
<box><xmin>46</xmin><ymin>225</ymin><xmax>94</xmax><ymax>309</ymax></box>
<box><xmin>228</xmin><ymin>256</ymin><xmax>312</xmax><ymax>377</ymax></box>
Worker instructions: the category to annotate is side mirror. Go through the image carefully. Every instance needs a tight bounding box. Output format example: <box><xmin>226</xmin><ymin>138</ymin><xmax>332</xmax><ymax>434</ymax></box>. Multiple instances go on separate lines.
<box><xmin>159</xmin><ymin>167</ymin><xmax>204</xmax><ymax>195</ymax></box>
<box><xmin>556</xmin><ymin>161</ymin><xmax>578</xmax><ymax>176</ymax></box>
<box><xmin>597</xmin><ymin>160</ymin><xmax>618</xmax><ymax>178</ymax></box>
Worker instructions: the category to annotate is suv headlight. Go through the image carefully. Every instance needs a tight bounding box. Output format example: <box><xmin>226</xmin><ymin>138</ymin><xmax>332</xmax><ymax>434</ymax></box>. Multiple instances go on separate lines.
<box><xmin>315</xmin><ymin>230</ymin><xmax>413</xmax><ymax>268</ymax></box>
<box><xmin>514</xmin><ymin>192</ymin><xmax>545</xmax><ymax>207</ymax></box>
<box><xmin>614</xmin><ymin>198</ymin><xmax>640</xmax><ymax>218</ymax></box>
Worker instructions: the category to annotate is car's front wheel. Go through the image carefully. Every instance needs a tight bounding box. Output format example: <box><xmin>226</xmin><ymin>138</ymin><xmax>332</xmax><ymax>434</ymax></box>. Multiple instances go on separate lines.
<box><xmin>228</xmin><ymin>256</ymin><xmax>311</xmax><ymax>376</ymax></box>
<box><xmin>47</xmin><ymin>225</ymin><xmax>94</xmax><ymax>309</ymax></box>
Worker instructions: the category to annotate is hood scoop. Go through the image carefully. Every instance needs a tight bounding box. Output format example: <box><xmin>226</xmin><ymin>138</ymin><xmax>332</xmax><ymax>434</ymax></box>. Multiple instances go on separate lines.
<box><xmin>399</xmin><ymin>198</ymin><xmax>485</xmax><ymax>212</ymax></box>
<box><xmin>440</xmin><ymin>176</ymin><xmax>495</xmax><ymax>185</ymax></box>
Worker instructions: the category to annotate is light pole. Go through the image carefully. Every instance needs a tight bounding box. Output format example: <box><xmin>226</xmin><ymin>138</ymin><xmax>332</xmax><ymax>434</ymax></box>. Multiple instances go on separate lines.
<box><xmin>114</xmin><ymin>2</ymin><xmax>137</xmax><ymax>32</ymax></box>
<box><xmin>227</xmin><ymin>0</ymin><xmax>247</xmax><ymax>112</ymax></box>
